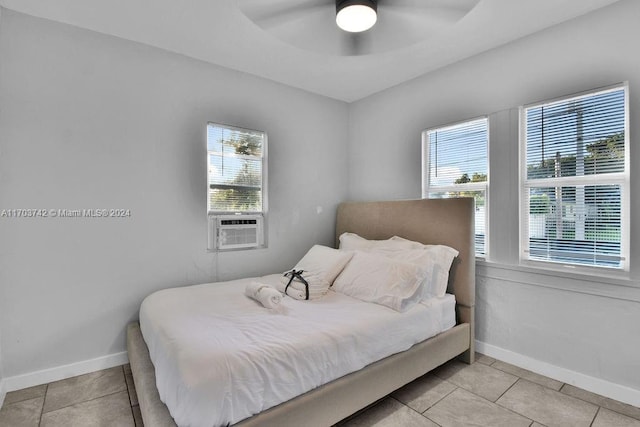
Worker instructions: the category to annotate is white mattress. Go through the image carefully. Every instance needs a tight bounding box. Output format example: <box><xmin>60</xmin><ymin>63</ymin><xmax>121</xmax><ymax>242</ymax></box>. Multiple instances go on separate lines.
<box><xmin>139</xmin><ymin>274</ymin><xmax>456</xmax><ymax>427</ymax></box>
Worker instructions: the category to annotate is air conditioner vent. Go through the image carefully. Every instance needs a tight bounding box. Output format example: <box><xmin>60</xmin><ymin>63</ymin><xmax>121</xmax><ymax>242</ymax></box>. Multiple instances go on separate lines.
<box><xmin>209</xmin><ymin>214</ymin><xmax>264</xmax><ymax>251</ymax></box>
<box><xmin>220</xmin><ymin>219</ymin><xmax>258</xmax><ymax>226</ymax></box>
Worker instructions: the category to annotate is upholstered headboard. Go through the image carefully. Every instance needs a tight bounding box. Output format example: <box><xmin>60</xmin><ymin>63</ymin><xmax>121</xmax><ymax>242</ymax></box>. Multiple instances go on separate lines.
<box><xmin>335</xmin><ymin>198</ymin><xmax>475</xmax><ymax>353</ymax></box>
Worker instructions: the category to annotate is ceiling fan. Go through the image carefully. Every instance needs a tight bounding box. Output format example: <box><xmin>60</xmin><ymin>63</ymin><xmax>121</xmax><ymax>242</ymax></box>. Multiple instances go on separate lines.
<box><xmin>238</xmin><ymin>0</ymin><xmax>481</xmax><ymax>56</ymax></box>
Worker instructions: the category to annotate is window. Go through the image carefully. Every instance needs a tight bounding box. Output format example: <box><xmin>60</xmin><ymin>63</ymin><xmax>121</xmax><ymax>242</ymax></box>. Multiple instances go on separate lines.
<box><xmin>520</xmin><ymin>85</ymin><xmax>628</xmax><ymax>270</ymax></box>
<box><xmin>207</xmin><ymin>123</ymin><xmax>267</xmax><ymax>250</ymax></box>
<box><xmin>422</xmin><ymin>118</ymin><xmax>489</xmax><ymax>256</ymax></box>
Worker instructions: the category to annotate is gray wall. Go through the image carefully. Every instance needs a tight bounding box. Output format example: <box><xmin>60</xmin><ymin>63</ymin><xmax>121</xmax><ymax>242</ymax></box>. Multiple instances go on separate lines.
<box><xmin>0</xmin><ymin>327</ymin><xmax>4</xmax><ymax>402</ymax></box>
<box><xmin>1</xmin><ymin>0</ymin><xmax>639</xmax><ymax>400</ymax></box>
<box><xmin>0</xmin><ymin>7</ymin><xmax>5</xmax><ymax>402</ymax></box>
<box><xmin>0</xmin><ymin>9</ymin><xmax>348</xmax><ymax>377</ymax></box>
<box><xmin>348</xmin><ymin>0</ymin><xmax>640</xmax><ymax>392</ymax></box>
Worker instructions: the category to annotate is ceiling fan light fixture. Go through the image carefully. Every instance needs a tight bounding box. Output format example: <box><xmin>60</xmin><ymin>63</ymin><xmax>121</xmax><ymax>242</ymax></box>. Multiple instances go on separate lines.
<box><xmin>336</xmin><ymin>0</ymin><xmax>377</xmax><ymax>33</ymax></box>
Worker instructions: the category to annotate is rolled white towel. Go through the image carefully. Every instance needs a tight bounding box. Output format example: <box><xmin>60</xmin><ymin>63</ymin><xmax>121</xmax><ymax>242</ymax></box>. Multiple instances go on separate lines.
<box><xmin>245</xmin><ymin>282</ymin><xmax>282</xmax><ymax>309</ymax></box>
<box><xmin>274</xmin><ymin>278</ymin><xmax>307</xmax><ymax>300</ymax></box>
<box><xmin>276</xmin><ymin>282</ymin><xmax>307</xmax><ymax>300</ymax></box>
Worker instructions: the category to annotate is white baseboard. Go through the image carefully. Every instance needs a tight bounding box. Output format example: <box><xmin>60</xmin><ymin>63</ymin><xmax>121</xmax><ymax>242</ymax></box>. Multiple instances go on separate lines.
<box><xmin>2</xmin><ymin>352</ymin><xmax>129</xmax><ymax>393</ymax></box>
<box><xmin>476</xmin><ymin>340</ymin><xmax>640</xmax><ymax>407</ymax></box>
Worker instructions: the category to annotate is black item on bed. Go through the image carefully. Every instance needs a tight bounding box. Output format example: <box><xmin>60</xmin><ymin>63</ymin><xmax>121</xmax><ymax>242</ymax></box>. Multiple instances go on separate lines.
<box><xmin>283</xmin><ymin>269</ymin><xmax>310</xmax><ymax>300</ymax></box>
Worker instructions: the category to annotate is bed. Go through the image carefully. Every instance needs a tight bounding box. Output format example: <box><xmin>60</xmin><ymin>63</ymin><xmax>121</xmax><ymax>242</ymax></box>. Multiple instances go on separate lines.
<box><xmin>127</xmin><ymin>198</ymin><xmax>475</xmax><ymax>426</ymax></box>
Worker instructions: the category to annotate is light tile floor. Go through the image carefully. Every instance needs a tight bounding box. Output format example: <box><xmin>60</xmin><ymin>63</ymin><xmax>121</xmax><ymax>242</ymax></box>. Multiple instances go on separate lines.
<box><xmin>1</xmin><ymin>354</ymin><xmax>638</xmax><ymax>426</ymax></box>
<box><xmin>0</xmin><ymin>365</ymin><xmax>142</xmax><ymax>427</ymax></box>
<box><xmin>339</xmin><ymin>354</ymin><xmax>640</xmax><ymax>427</ymax></box>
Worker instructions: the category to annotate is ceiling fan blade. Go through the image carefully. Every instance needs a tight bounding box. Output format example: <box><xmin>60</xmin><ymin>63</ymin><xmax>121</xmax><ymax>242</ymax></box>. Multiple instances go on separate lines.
<box><xmin>379</xmin><ymin>0</ymin><xmax>480</xmax><ymax>13</ymax></box>
<box><xmin>352</xmin><ymin>0</ymin><xmax>480</xmax><ymax>55</ymax></box>
<box><xmin>378</xmin><ymin>6</ymin><xmax>459</xmax><ymax>30</ymax></box>
<box><xmin>255</xmin><ymin>5</ymin><xmax>356</xmax><ymax>56</ymax></box>
<box><xmin>239</xmin><ymin>0</ymin><xmax>333</xmax><ymax>28</ymax></box>
<box><xmin>238</xmin><ymin>0</ymin><xmax>482</xmax><ymax>57</ymax></box>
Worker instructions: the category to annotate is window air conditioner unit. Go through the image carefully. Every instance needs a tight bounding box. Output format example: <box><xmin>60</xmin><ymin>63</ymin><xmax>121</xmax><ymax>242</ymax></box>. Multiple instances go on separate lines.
<box><xmin>211</xmin><ymin>214</ymin><xmax>264</xmax><ymax>251</ymax></box>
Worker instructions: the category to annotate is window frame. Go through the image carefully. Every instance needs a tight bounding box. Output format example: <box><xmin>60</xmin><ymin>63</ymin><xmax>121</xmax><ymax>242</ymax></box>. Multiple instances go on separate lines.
<box><xmin>206</xmin><ymin>122</ymin><xmax>268</xmax><ymax>251</ymax></box>
<box><xmin>422</xmin><ymin>116</ymin><xmax>490</xmax><ymax>258</ymax></box>
<box><xmin>206</xmin><ymin>122</ymin><xmax>268</xmax><ymax>216</ymax></box>
<box><xmin>518</xmin><ymin>83</ymin><xmax>630</xmax><ymax>273</ymax></box>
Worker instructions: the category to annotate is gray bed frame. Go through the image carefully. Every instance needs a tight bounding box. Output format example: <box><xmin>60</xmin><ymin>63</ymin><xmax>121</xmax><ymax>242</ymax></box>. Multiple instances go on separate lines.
<box><xmin>127</xmin><ymin>198</ymin><xmax>475</xmax><ymax>426</ymax></box>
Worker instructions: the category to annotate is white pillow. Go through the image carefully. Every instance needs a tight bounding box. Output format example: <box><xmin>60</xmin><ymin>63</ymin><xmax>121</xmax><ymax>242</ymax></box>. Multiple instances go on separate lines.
<box><xmin>389</xmin><ymin>235</ymin><xmax>427</xmax><ymax>250</ymax></box>
<box><xmin>338</xmin><ymin>233</ymin><xmax>458</xmax><ymax>297</ymax></box>
<box><xmin>332</xmin><ymin>251</ymin><xmax>426</xmax><ymax>312</ymax></box>
<box><xmin>338</xmin><ymin>232</ymin><xmax>374</xmax><ymax>250</ymax></box>
<box><xmin>339</xmin><ymin>232</ymin><xmax>416</xmax><ymax>252</ymax></box>
<box><xmin>371</xmin><ymin>246</ymin><xmax>458</xmax><ymax>298</ymax></box>
<box><xmin>280</xmin><ymin>245</ymin><xmax>353</xmax><ymax>300</ymax></box>
<box><xmin>340</xmin><ymin>234</ymin><xmax>458</xmax><ymax>298</ymax></box>
<box><xmin>423</xmin><ymin>245</ymin><xmax>458</xmax><ymax>297</ymax></box>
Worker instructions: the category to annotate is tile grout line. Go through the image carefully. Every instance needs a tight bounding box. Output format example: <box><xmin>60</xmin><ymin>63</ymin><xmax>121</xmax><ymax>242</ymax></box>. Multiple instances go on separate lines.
<box><xmin>489</xmin><ymin>360</ymin><xmax>563</xmax><ymax>392</ymax></box>
<box><xmin>437</xmin><ymin>361</ymin><xmax>521</xmax><ymax>405</ymax></box>
<box><xmin>489</xmin><ymin>359</ymin><xmax>633</xmax><ymax>427</ymax></box>
<box><xmin>445</xmin><ymin>380</ymin><xmax>504</xmax><ymax>404</ymax></box>
<box><xmin>40</xmin><ymin>388</ymin><xmax>128</xmax><ymax>417</ymax></box>
<box><xmin>487</xmin><ymin>355</ymin><xmax>640</xmax><ymax>420</ymax></box>
<box><xmin>123</xmin><ymin>365</ymin><xmax>132</xmax><ymax>405</ymax></box>
<box><xmin>589</xmin><ymin>406</ymin><xmax>601</xmax><ymax>427</ymax></box>
<box><xmin>39</xmin><ymin>367</ymin><xmax>128</xmax><ymax>415</ymax></box>
<box><xmin>434</xmin><ymin>359</ymin><xmax>524</xmax><ymax>405</ymax></box>
<box><xmin>420</xmin><ymin>383</ymin><xmax>458</xmax><ymax>415</ymax></box>
<box><xmin>419</xmin><ymin>386</ymin><xmax>455</xmax><ymax>427</ymax></box>
<box><xmin>124</xmin><ymin>365</ymin><xmax>139</xmax><ymax>425</ymax></box>
<box><xmin>38</xmin><ymin>383</ymin><xmax>48</xmax><ymax>427</ymax></box>
<box><xmin>494</xmin><ymin>376</ymin><xmax>521</xmax><ymax>403</ymax></box>
<box><xmin>495</xmin><ymin>377</ymin><xmax>608</xmax><ymax>427</ymax></box>
<box><xmin>367</xmin><ymin>356</ymin><xmax>637</xmax><ymax>427</ymax></box>
<box><xmin>490</xmin><ymin>378</ymin><xmax>538</xmax><ymax>425</ymax></box>
<box><xmin>130</xmin><ymin>404</ymin><xmax>137</xmax><ymax>426</ymax></box>
<box><xmin>557</xmin><ymin>384</ymin><xmax>640</xmax><ymax>421</ymax></box>
<box><xmin>390</xmin><ymin>396</ymin><xmax>425</xmax><ymax>418</ymax></box>
<box><xmin>418</xmin><ymin>364</ymin><xmax>537</xmax><ymax>427</ymax></box>
<box><xmin>391</xmin><ymin>395</ymin><xmax>444</xmax><ymax>427</ymax></box>
<box><xmin>406</xmin><ymin>376</ymin><xmax>536</xmax><ymax>427</ymax></box>
<box><xmin>0</xmin><ymin>394</ymin><xmax>41</xmax><ymax>409</ymax></box>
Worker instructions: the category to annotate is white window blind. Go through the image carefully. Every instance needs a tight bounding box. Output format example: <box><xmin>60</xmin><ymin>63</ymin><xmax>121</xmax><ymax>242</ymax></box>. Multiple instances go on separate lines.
<box><xmin>207</xmin><ymin>123</ymin><xmax>266</xmax><ymax>214</ymax></box>
<box><xmin>422</xmin><ymin>118</ymin><xmax>488</xmax><ymax>256</ymax></box>
<box><xmin>521</xmin><ymin>85</ymin><xmax>628</xmax><ymax>270</ymax></box>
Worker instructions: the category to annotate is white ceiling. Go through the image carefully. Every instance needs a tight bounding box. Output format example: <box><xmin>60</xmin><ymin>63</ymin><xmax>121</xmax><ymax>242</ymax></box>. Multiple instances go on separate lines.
<box><xmin>0</xmin><ymin>0</ymin><xmax>621</xmax><ymax>102</ymax></box>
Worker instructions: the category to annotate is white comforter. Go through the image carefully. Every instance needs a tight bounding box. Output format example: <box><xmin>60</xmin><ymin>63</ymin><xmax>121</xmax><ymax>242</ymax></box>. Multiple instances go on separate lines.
<box><xmin>139</xmin><ymin>274</ymin><xmax>455</xmax><ymax>427</ymax></box>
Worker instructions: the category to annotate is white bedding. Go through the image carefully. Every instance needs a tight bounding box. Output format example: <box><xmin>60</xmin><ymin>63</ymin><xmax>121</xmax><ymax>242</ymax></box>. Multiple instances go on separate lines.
<box><xmin>139</xmin><ymin>274</ymin><xmax>456</xmax><ymax>427</ymax></box>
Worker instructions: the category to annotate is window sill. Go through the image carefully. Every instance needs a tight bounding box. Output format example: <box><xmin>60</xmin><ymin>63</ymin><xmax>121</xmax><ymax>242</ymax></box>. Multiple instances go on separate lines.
<box><xmin>475</xmin><ymin>260</ymin><xmax>640</xmax><ymax>303</ymax></box>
